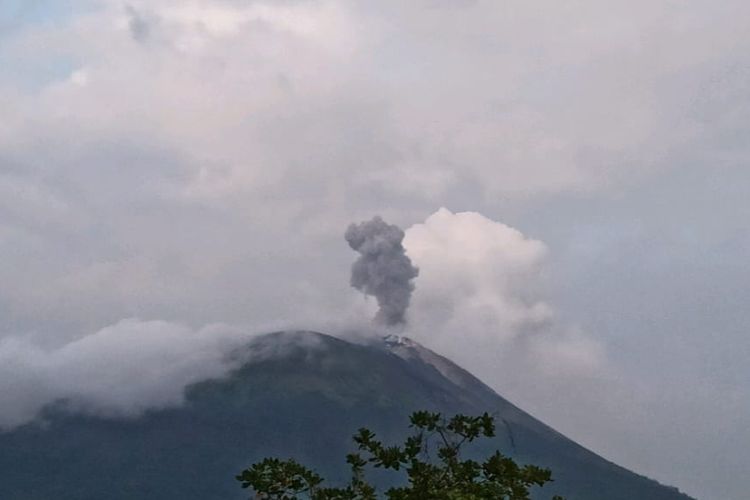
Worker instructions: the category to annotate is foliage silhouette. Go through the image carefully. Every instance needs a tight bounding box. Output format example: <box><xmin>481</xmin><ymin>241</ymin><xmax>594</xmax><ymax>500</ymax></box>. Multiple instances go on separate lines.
<box><xmin>237</xmin><ymin>410</ymin><xmax>564</xmax><ymax>499</ymax></box>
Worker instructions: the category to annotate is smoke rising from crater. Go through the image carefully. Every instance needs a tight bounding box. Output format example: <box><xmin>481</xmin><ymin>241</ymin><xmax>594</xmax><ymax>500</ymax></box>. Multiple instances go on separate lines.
<box><xmin>345</xmin><ymin>216</ymin><xmax>419</xmax><ymax>327</ymax></box>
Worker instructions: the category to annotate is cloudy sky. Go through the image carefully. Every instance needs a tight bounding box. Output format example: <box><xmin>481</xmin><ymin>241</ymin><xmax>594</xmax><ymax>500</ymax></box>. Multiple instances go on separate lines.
<box><xmin>1</xmin><ymin>1</ymin><xmax>749</xmax><ymax>498</ymax></box>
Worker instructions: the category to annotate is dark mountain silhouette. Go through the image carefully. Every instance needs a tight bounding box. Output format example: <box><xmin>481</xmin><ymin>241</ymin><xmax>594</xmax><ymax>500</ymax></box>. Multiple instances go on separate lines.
<box><xmin>0</xmin><ymin>331</ymin><xmax>694</xmax><ymax>499</ymax></box>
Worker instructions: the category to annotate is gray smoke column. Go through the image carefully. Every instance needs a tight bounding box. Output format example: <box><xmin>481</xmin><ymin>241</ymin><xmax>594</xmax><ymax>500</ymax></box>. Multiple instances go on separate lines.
<box><xmin>345</xmin><ymin>216</ymin><xmax>419</xmax><ymax>327</ymax></box>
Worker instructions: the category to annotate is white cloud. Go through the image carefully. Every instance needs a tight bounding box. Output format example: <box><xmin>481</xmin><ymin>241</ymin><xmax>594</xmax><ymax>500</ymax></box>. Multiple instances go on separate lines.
<box><xmin>403</xmin><ymin>208</ymin><xmax>606</xmax><ymax>382</ymax></box>
<box><xmin>69</xmin><ymin>68</ymin><xmax>89</xmax><ymax>86</ymax></box>
<box><xmin>0</xmin><ymin>319</ymin><xmax>252</xmax><ymax>429</ymax></box>
<box><xmin>5</xmin><ymin>0</ymin><xmax>743</xmax><ymax>212</ymax></box>
<box><xmin>405</xmin><ymin>208</ymin><xmax>551</xmax><ymax>340</ymax></box>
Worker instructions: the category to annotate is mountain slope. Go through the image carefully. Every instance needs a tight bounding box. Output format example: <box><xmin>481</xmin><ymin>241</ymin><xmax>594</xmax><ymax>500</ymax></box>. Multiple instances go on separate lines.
<box><xmin>0</xmin><ymin>331</ymin><xmax>693</xmax><ymax>500</ymax></box>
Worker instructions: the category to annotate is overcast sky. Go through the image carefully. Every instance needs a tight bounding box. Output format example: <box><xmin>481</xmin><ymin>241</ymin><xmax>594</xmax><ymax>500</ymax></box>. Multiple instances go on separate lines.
<box><xmin>1</xmin><ymin>1</ymin><xmax>749</xmax><ymax>499</ymax></box>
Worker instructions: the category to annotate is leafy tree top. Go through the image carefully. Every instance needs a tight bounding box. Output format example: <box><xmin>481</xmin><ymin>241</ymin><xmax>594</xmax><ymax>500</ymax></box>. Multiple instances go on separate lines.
<box><xmin>237</xmin><ymin>411</ymin><xmax>563</xmax><ymax>500</ymax></box>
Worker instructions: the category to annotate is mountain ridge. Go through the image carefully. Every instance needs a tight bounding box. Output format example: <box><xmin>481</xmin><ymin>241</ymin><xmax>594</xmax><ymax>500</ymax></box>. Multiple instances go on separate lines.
<box><xmin>0</xmin><ymin>330</ymin><xmax>694</xmax><ymax>500</ymax></box>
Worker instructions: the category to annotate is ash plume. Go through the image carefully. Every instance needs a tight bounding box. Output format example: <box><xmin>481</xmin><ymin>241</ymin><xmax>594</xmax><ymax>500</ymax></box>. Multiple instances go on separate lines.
<box><xmin>345</xmin><ymin>216</ymin><xmax>419</xmax><ymax>327</ymax></box>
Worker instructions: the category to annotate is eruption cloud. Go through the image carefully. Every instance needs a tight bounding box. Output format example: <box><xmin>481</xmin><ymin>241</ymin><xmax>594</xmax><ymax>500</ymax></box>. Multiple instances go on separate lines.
<box><xmin>345</xmin><ymin>216</ymin><xmax>419</xmax><ymax>327</ymax></box>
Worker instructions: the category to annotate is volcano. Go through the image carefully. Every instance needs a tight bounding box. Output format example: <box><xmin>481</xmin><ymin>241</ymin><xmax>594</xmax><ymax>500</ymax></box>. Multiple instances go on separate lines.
<box><xmin>0</xmin><ymin>331</ymin><xmax>693</xmax><ymax>499</ymax></box>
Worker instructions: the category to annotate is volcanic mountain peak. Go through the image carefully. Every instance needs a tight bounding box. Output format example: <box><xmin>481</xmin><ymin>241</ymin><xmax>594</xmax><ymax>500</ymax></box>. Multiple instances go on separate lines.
<box><xmin>380</xmin><ymin>333</ymin><xmax>483</xmax><ymax>392</ymax></box>
<box><xmin>0</xmin><ymin>329</ymin><xmax>694</xmax><ymax>500</ymax></box>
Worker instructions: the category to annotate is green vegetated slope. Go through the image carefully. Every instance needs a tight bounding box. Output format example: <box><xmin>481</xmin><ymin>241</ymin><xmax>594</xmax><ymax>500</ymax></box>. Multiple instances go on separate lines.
<box><xmin>0</xmin><ymin>331</ymin><xmax>693</xmax><ymax>500</ymax></box>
